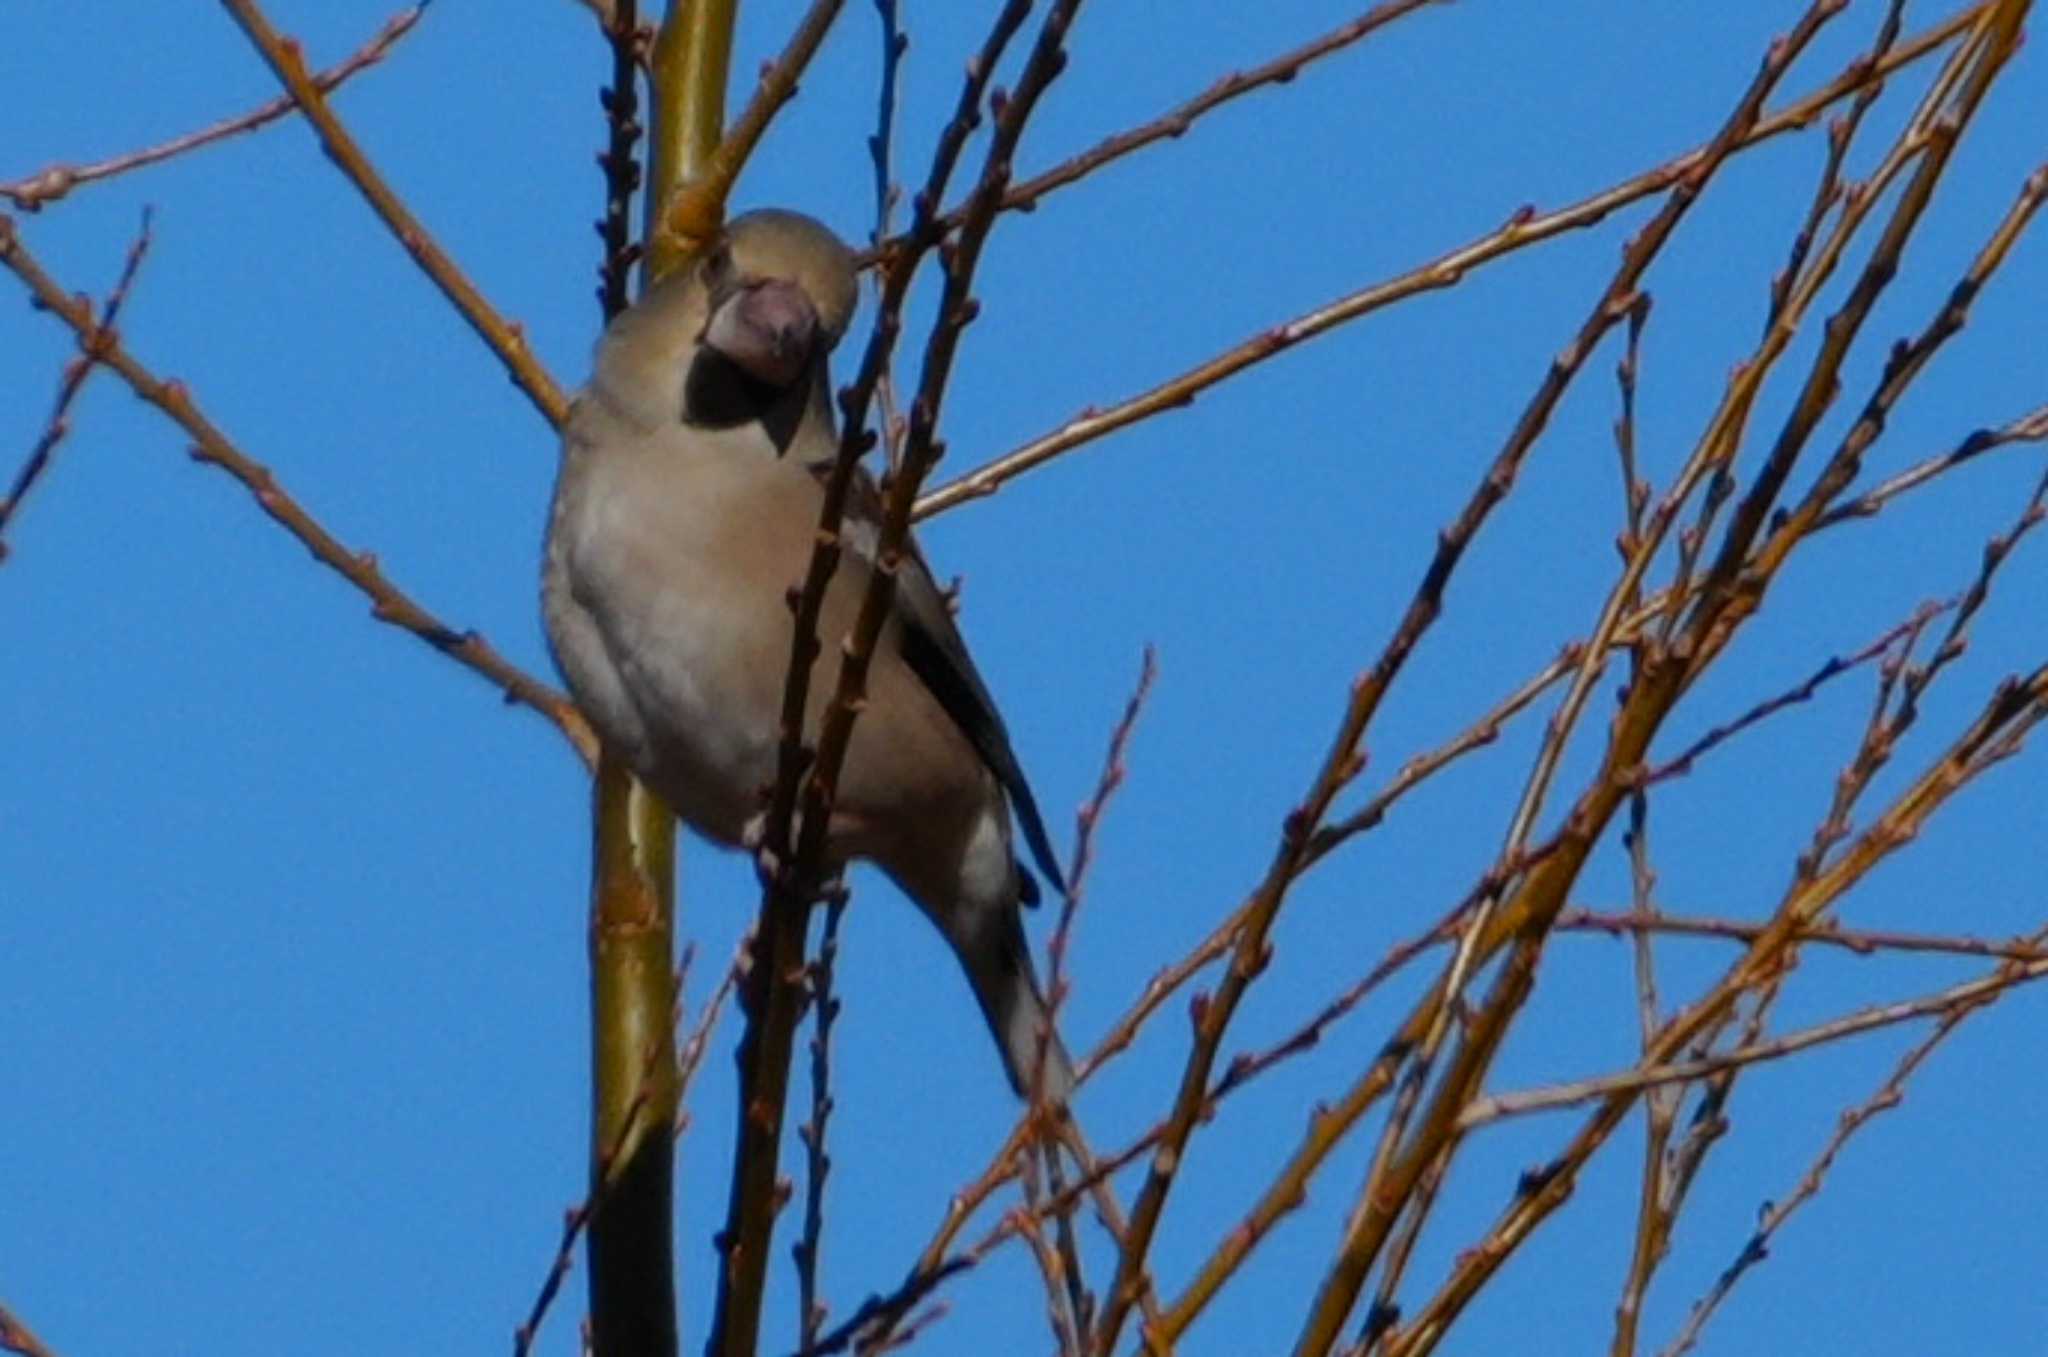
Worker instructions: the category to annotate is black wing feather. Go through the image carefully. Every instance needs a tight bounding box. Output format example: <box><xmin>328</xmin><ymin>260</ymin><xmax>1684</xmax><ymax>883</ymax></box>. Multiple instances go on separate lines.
<box><xmin>897</xmin><ymin>613</ymin><xmax>1067</xmax><ymax>899</ymax></box>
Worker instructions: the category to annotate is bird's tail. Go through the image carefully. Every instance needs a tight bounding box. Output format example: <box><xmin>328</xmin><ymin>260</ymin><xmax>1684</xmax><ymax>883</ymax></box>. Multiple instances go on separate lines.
<box><xmin>961</xmin><ymin>906</ymin><xmax>1075</xmax><ymax>1103</ymax></box>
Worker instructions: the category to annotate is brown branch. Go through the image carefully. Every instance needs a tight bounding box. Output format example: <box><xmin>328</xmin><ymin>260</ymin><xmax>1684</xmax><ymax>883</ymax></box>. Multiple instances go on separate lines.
<box><xmin>0</xmin><ymin>213</ymin><xmax>596</xmax><ymax>764</ymax></box>
<box><xmin>1640</xmin><ymin>602</ymin><xmax>1947</xmax><ymax>787</ymax></box>
<box><xmin>716</xmin><ymin>7</ymin><xmax>1078</xmax><ymax>1352</ymax></box>
<box><xmin>1304</xmin><ymin>642</ymin><xmax>1582</xmax><ymax>867</ymax></box>
<box><xmin>1039</xmin><ymin>650</ymin><xmax>1156</xmax><ymax>1339</ymax></box>
<box><xmin>1815</xmin><ymin>401</ymin><xmax>2048</xmax><ymax>529</ymax></box>
<box><xmin>1685</xmin><ymin>45</ymin><xmax>2039</xmax><ymax>664</ymax></box>
<box><xmin>595</xmin><ymin>0</ymin><xmax>645</xmax><ymax>320</ymax></box>
<box><xmin>911</xmin><ymin>3</ymin><xmax>1980</xmax><ymax>522</ymax></box>
<box><xmin>1102</xmin><ymin>16</ymin><xmax>1817</xmax><ymax>1315</ymax></box>
<box><xmin>1557</xmin><ymin>908</ymin><xmax>2048</xmax><ymax>966</ymax></box>
<box><xmin>1043</xmin><ymin>645</ymin><xmax>1157</xmax><ymax>1079</ymax></box>
<box><xmin>515</xmin><ymin>1021</ymin><xmax>673</xmax><ymax>1357</ymax></box>
<box><xmin>1764</xmin><ymin>0</ymin><xmax>1908</xmax><ymax>332</ymax></box>
<box><xmin>1287</xmin><ymin>10</ymin><xmax>1869</xmax><ymax>1351</ymax></box>
<box><xmin>2</xmin><ymin>5</ymin><xmax>427</xmax><ymax>212</ymax></box>
<box><xmin>882</xmin><ymin>0</ymin><xmax>1451</xmax><ymax>257</ymax></box>
<box><xmin>0</xmin><ymin>209</ymin><xmax>154</xmax><ymax>563</ymax></box>
<box><xmin>794</xmin><ymin>896</ymin><xmax>849</xmax><ymax>1354</ymax></box>
<box><xmin>1459</xmin><ymin>955</ymin><xmax>2048</xmax><ymax>1127</ymax></box>
<box><xmin>1655</xmin><ymin>934</ymin><xmax>2048</xmax><ymax>1357</ymax></box>
<box><xmin>1608</xmin><ymin>791</ymin><xmax>1676</xmax><ymax>1357</ymax></box>
<box><xmin>1015</xmin><ymin>1161</ymin><xmax>1085</xmax><ymax>1356</ymax></box>
<box><xmin>0</xmin><ymin>1302</ymin><xmax>61</xmax><ymax>1357</ymax></box>
<box><xmin>1384</xmin><ymin>657</ymin><xmax>2048</xmax><ymax>1357</ymax></box>
<box><xmin>218</xmin><ymin>0</ymin><xmax>570</xmax><ymax>427</ymax></box>
<box><xmin>648</xmin><ymin>0</ymin><xmax>849</xmax><ymax>276</ymax></box>
<box><xmin>1612</xmin><ymin>293</ymin><xmax>1654</xmax><ymax>558</ymax></box>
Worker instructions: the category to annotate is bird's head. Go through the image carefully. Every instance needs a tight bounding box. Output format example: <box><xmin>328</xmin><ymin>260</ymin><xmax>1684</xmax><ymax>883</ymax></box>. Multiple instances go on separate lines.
<box><xmin>696</xmin><ymin>209</ymin><xmax>859</xmax><ymax>390</ymax></box>
<box><xmin>588</xmin><ymin>208</ymin><xmax>858</xmax><ymax>437</ymax></box>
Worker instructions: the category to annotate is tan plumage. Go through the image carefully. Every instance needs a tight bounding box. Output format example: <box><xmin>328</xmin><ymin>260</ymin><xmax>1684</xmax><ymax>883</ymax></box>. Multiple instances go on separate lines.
<box><xmin>543</xmin><ymin>209</ymin><xmax>1072</xmax><ymax>1098</ymax></box>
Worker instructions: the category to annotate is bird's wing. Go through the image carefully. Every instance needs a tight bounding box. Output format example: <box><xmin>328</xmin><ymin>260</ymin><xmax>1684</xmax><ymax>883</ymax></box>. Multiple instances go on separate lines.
<box><xmin>833</xmin><ymin>463</ymin><xmax>1067</xmax><ymax>898</ymax></box>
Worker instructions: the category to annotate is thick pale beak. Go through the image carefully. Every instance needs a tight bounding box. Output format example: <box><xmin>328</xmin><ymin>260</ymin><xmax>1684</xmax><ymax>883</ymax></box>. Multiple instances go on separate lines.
<box><xmin>703</xmin><ymin>279</ymin><xmax>820</xmax><ymax>388</ymax></box>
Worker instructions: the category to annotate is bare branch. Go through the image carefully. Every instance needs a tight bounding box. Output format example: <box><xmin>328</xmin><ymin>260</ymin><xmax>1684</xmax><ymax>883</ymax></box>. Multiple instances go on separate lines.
<box><xmin>649</xmin><ymin>0</ymin><xmax>850</xmax><ymax>273</ymax></box>
<box><xmin>2</xmin><ymin>6</ymin><xmax>427</xmax><ymax>211</ymax></box>
<box><xmin>718</xmin><ymin>7</ymin><xmax>1086</xmax><ymax>1353</ymax></box>
<box><xmin>1655</xmin><ymin>935</ymin><xmax>2048</xmax><ymax>1357</ymax></box>
<box><xmin>0</xmin><ymin>215</ymin><xmax>596</xmax><ymax>765</ymax></box>
<box><xmin>1461</xmin><ymin>954</ymin><xmax>2048</xmax><ymax>1127</ymax></box>
<box><xmin>219</xmin><ymin>0</ymin><xmax>570</xmax><ymax>427</ymax></box>
<box><xmin>0</xmin><ymin>1303</ymin><xmax>62</xmax><ymax>1357</ymax></box>
<box><xmin>795</xmin><ymin>897</ymin><xmax>849</xmax><ymax>1354</ymax></box>
<box><xmin>1815</xmin><ymin>401</ymin><xmax>2048</xmax><ymax>529</ymax></box>
<box><xmin>0</xmin><ymin>209</ymin><xmax>153</xmax><ymax>563</ymax></box>
<box><xmin>894</xmin><ymin>0</ymin><xmax>1452</xmax><ymax>252</ymax></box>
<box><xmin>913</xmin><ymin>4</ymin><xmax>1980</xmax><ymax>521</ymax></box>
<box><xmin>595</xmin><ymin>0</ymin><xmax>645</xmax><ymax>320</ymax></box>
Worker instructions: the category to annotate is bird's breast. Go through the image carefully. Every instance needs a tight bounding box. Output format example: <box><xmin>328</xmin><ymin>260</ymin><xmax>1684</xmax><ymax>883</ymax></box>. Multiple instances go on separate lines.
<box><xmin>554</xmin><ymin>443</ymin><xmax>814</xmax><ymax>844</ymax></box>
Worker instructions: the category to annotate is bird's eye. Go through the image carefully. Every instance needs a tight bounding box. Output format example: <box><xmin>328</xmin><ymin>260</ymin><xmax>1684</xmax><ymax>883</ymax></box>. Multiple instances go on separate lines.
<box><xmin>702</xmin><ymin>244</ymin><xmax>735</xmax><ymax>289</ymax></box>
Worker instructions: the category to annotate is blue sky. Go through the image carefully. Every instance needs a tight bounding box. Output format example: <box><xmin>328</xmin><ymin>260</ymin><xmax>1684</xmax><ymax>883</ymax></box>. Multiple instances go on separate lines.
<box><xmin>5</xmin><ymin>4</ymin><xmax>2046</xmax><ymax>1355</ymax></box>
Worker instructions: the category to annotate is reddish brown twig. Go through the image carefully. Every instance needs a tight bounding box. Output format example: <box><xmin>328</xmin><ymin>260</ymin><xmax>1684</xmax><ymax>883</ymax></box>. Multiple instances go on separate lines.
<box><xmin>1640</xmin><ymin>602</ymin><xmax>1949</xmax><ymax>786</ymax></box>
<box><xmin>1656</xmin><ymin>930</ymin><xmax>2048</xmax><ymax>1357</ymax></box>
<box><xmin>516</xmin><ymin>970</ymin><xmax>684</xmax><ymax>1357</ymax></box>
<box><xmin>649</xmin><ymin>0</ymin><xmax>849</xmax><ymax>268</ymax></box>
<box><xmin>1557</xmin><ymin>909</ymin><xmax>2048</xmax><ymax>965</ymax></box>
<box><xmin>794</xmin><ymin>896</ymin><xmax>849</xmax><ymax>1354</ymax></box>
<box><xmin>0</xmin><ymin>215</ymin><xmax>596</xmax><ymax>765</ymax></box>
<box><xmin>1042</xmin><ymin>645</ymin><xmax>1156</xmax><ymax>1083</ymax></box>
<box><xmin>219</xmin><ymin>0</ymin><xmax>569</xmax><ymax>427</ymax></box>
<box><xmin>595</xmin><ymin>0</ymin><xmax>645</xmax><ymax>320</ymax></box>
<box><xmin>1816</xmin><ymin>401</ymin><xmax>2048</xmax><ymax>529</ymax></box>
<box><xmin>0</xmin><ymin>209</ymin><xmax>154</xmax><ymax>562</ymax></box>
<box><xmin>715</xmin><ymin>7</ymin><xmax>1083</xmax><ymax>1355</ymax></box>
<box><xmin>1112</xmin><ymin>10</ymin><xmax>1852</xmax><ymax>1349</ymax></box>
<box><xmin>912</xmin><ymin>4</ymin><xmax>1980</xmax><ymax>522</ymax></box>
<box><xmin>1461</xmin><ymin>954</ymin><xmax>2048</xmax><ymax>1126</ymax></box>
<box><xmin>868</xmin><ymin>0</ymin><xmax>1451</xmax><ymax>262</ymax></box>
<box><xmin>0</xmin><ymin>1301</ymin><xmax>61</xmax><ymax>1357</ymax></box>
<box><xmin>2</xmin><ymin>6</ymin><xmax>427</xmax><ymax>211</ymax></box>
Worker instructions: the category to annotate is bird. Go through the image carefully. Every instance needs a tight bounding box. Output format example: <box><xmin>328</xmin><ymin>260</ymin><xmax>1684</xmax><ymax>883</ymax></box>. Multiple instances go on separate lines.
<box><xmin>543</xmin><ymin>208</ymin><xmax>1073</xmax><ymax>1100</ymax></box>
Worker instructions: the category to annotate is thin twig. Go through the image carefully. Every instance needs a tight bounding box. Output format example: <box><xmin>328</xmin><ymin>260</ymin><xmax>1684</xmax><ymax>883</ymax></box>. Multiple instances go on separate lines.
<box><xmin>515</xmin><ymin>990</ymin><xmax>682</xmax><ymax>1357</ymax></box>
<box><xmin>218</xmin><ymin>0</ymin><xmax>570</xmax><ymax>426</ymax></box>
<box><xmin>717</xmin><ymin>7</ymin><xmax>1076</xmax><ymax>1353</ymax></box>
<box><xmin>2</xmin><ymin>5</ymin><xmax>428</xmax><ymax>211</ymax></box>
<box><xmin>0</xmin><ymin>1303</ymin><xmax>61</xmax><ymax>1357</ymax></box>
<box><xmin>1607</xmin><ymin>791</ymin><xmax>1676</xmax><ymax>1357</ymax></box>
<box><xmin>911</xmin><ymin>5</ymin><xmax>1980</xmax><ymax>522</ymax></box>
<box><xmin>0</xmin><ymin>209</ymin><xmax>154</xmax><ymax>562</ymax></box>
<box><xmin>1043</xmin><ymin>645</ymin><xmax>1156</xmax><ymax>1073</ymax></box>
<box><xmin>1655</xmin><ymin>928</ymin><xmax>2048</xmax><ymax>1357</ymax></box>
<box><xmin>678</xmin><ymin>942</ymin><xmax>747</xmax><ymax>1115</ymax></box>
<box><xmin>650</xmin><ymin>0</ymin><xmax>850</xmax><ymax>268</ymax></box>
<box><xmin>1640</xmin><ymin>602</ymin><xmax>1950</xmax><ymax>786</ymax></box>
<box><xmin>0</xmin><ymin>215</ymin><xmax>597</xmax><ymax>765</ymax></box>
<box><xmin>1460</xmin><ymin>955</ymin><xmax>2048</xmax><ymax>1126</ymax></box>
<box><xmin>1815</xmin><ymin>402</ymin><xmax>2048</xmax><ymax>529</ymax></box>
<box><xmin>595</xmin><ymin>0</ymin><xmax>644</xmax><ymax>320</ymax></box>
<box><xmin>795</xmin><ymin>897</ymin><xmax>849</xmax><ymax>1354</ymax></box>
<box><xmin>1287</xmin><ymin>11</ymin><xmax>1875</xmax><ymax>1352</ymax></box>
<box><xmin>1557</xmin><ymin>908</ymin><xmax>2048</xmax><ymax>966</ymax></box>
<box><xmin>880</xmin><ymin>0</ymin><xmax>1451</xmax><ymax>257</ymax></box>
